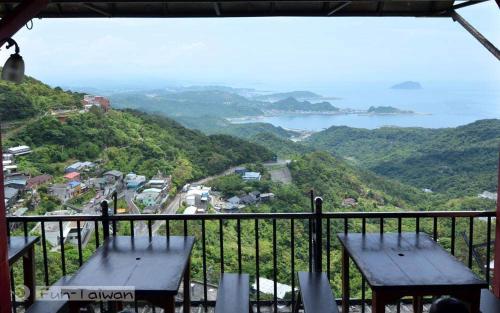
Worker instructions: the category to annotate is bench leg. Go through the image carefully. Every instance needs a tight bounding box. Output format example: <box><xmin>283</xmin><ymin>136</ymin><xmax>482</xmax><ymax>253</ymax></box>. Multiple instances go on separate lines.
<box><xmin>183</xmin><ymin>258</ymin><xmax>191</xmax><ymax>313</ymax></box>
<box><xmin>342</xmin><ymin>247</ymin><xmax>350</xmax><ymax>313</ymax></box>
<box><xmin>412</xmin><ymin>296</ymin><xmax>423</xmax><ymax>313</ymax></box>
<box><xmin>162</xmin><ymin>296</ymin><xmax>175</xmax><ymax>313</ymax></box>
<box><xmin>23</xmin><ymin>246</ymin><xmax>36</xmax><ymax>306</ymax></box>
<box><xmin>293</xmin><ymin>291</ymin><xmax>302</xmax><ymax>313</ymax></box>
<box><xmin>372</xmin><ymin>291</ymin><xmax>387</xmax><ymax>313</ymax></box>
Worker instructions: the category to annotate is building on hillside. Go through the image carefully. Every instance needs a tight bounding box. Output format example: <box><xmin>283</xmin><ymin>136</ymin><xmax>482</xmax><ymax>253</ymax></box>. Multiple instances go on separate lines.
<box><xmin>5</xmin><ymin>176</ymin><xmax>28</xmax><ymax>190</ymax></box>
<box><xmin>3</xmin><ymin>153</ymin><xmax>13</xmax><ymax>161</ymax></box>
<box><xmin>241</xmin><ymin>194</ymin><xmax>258</xmax><ymax>205</ymax></box>
<box><xmin>64</xmin><ymin>172</ymin><xmax>80</xmax><ymax>182</ymax></box>
<box><xmin>66</xmin><ymin>221</ymin><xmax>91</xmax><ymax>245</ymax></box>
<box><xmin>4</xmin><ymin>187</ymin><xmax>19</xmax><ymax>209</ymax></box>
<box><xmin>250</xmin><ymin>190</ymin><xmax>261</xmax><ymax>198</ymax></box>
<box><xmin>27</xmin><ymin>174</ymin><xmax>53</xmax><ymax>190</ymax></box>
<box><xmin>51</xmin><ymin>109</ymin><xmax>80</xmax><ymax>123</ymax></box>
<box><xmin>185</xmin><ymin>194</ymin><xmax>196</xmax><ymax>207</ymax></box>
<box><xmin>226</xmin><ymin>196</ymin><xmax>241</xmax><ymax>210</ymax></box>
<box><xmin>341</xmin><ymin>198</ymin><xmax>357</xmax><ymax>207</ymax></box>
<box><xmin>125</xmin><ymin>173</ymin><xmax>147</xmax><ymax>189</ymax></box>
<box><xmin>260</xmin><ymin>193</ymin><xmax>275</xmax><ymax>202</ymax></box>
<box><xmin>146</xmin><ymin>174</ymin><xmax>170</xmax><ymax>190</ymax></box>
<box><xmin>2</xmin><ymin>160</ymin><xmax>13</xmax><ymax>166</ymax></box>
<box><xmin>3</xmin><ymin>165</ymin><xmax>17</xmax><ymax>175</ymax></box>
<box><xmin>49</xmin><ymin>182</ymin><xmax>83</xmax><ymax>202</ymax></box>
<box><xmin>183</xmin><ymin>206</ymin><xmax>198</xmax><ymax>215</ymax></box>
<box><xmin>243</xmin><ymin>172</ymin><xmax>261</xmax><ymax>181</ymax></box>
<box><xmin>82</xmin><ymin>95</ymin><xmax>111</xmax><ymax>112</ymax></box>
<box><xmin>41</xmin><ymin>211</ymin><xmax>74</xmax><ymax>246</ymax></box>
<box><xmin>7</xmin><ymin>145</ymin><xmax>31</xmax><ymax>156</ymax></box>
<box><xmin>252</xmin><ymin>278</ymin><xmax>292</xmax><ymax>300</ymax></box>
<box><xmin>234</xmin><ymin>167</ymin><xmax>247</xmax><ymax>175</ymax></box>
<box><xmin>478</xmin><ymin>191</ymin><xmax>497</xmax><ymax>201</ymax></box>
<box><xmin>103</xmin><ymin>170</ymin><xmax>123</xmax><ymax>184</ymax></box>
<box><xmin>65</xmin><ymin>161</ymin><xmax>96</xmax><ymax>173</ymax></box>
<box><xmin>136</xmin><ymin>188</ymin><xmax>162</xmax><ymax>206</ymax></box>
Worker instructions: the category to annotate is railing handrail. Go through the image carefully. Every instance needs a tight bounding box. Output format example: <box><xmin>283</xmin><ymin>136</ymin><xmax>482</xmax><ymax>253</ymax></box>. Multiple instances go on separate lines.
<box><xmin>6</xmin><ymin>210</ymin><xmax>495</xmax><ymax>222</ymax></box>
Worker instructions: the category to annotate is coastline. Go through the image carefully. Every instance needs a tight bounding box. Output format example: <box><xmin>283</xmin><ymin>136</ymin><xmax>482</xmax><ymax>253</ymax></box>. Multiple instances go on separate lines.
<box><xmin>227</xmin><ymin>110</ymin><xmax>430</xmax><ymax>123</ymax></box>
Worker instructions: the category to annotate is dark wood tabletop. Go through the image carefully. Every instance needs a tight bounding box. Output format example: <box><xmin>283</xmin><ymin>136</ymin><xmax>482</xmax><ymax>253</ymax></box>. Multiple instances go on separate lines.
<box><xmin>337</xmin><ymin>232</ymin><xmax>487</xmax><ymax>291</ymax></box>
<box><xmin>8</xmin><ymin>236</ymin><xmax>39</xmax><ymax>266</ymax></box>
<box><xmin>64</xmin><ymin>236</ymin><xmax>195</xmax><ymax>297</ymax></box>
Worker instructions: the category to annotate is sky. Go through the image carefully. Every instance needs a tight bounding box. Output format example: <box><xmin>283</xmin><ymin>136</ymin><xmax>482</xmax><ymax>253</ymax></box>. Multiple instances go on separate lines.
<box><xmin>1</xmin><ymin>1</ymin><xmax>499</xmax><ymax>90</ymax></box>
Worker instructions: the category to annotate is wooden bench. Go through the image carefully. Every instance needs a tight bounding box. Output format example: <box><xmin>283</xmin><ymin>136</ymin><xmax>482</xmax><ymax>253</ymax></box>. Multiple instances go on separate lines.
<box><xmin>480</xmin><ymin>289</ymin><xmax>500</xmax><ymax>313</ymax></box>
<box><xmin>294</xmin><ymin>272</ymin><xmax>339</xmax><ymax>313</ymax></box>
<box><xmin>215</xmin><ymin>273</ymin><xmax>250</xmax><ymax>313</ymax></box>
<box><xmin>25</xmin><ymin>276</ymin><xmax>72</xmax><ymax>313</ymax></box>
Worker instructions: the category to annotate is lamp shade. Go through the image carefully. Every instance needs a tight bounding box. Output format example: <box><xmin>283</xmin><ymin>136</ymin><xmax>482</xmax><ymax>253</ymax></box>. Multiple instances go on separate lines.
<box><xmin>2</xmin><ymin>53</ymin><xmax>25</xmax><ymax>83</ymax></box>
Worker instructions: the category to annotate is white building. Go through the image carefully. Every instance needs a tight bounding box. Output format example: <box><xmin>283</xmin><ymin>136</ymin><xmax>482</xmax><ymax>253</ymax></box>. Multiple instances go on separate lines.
<box><xmin>136</xmin><ymin>188</ymin><xmax>162</xmax><ymax>206</ymax></box>
<box><xmin>183</xmin><ymin>206</ymin><xmax>198</xmax><ymax>214</ymax></box>
<box><xmin>252</xmin><ymin>278</ymin><xmax>292</xmax><ymax>299</ymax></box>
<box><xmin>147</xmin><ymin>179</ymin><xmax>169</xmax><ymax>190</ymax></box>
<box><xmin>478</xmin><ymin>191</ymin><xmax>497</xmax><ymax>201</ymax></box>
<box><xmin>7</xmin><ymin>145</ymin><xmax>31</xmax><ymax>156</ymax></box>
<box><xmin>243</xmin><ymin>172</ymin><xmax>261</xmax><ymax>181</ymax></box>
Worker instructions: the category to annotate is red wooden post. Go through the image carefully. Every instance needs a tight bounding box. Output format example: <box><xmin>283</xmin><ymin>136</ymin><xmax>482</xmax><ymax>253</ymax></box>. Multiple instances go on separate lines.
<box><xmin>0</xmin><ymin>130</ymin><xmax>12</xmax><ymax>312</ymax></box>
<box><xmin>0</xmin><ymin>0</ymin><xmax>49</xmax><ymax>47</ymax></box>
<box><xmin>494</xmin><ymin>151</ymin><xmax>500</xmax><ymax>297</ymax></box>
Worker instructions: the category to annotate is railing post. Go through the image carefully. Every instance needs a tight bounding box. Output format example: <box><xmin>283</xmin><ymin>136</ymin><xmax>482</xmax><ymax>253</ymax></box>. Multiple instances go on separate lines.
<box><xmin>314</xmin><ymin>197</ymin><xmax>323</xmax><ymax>273</ymax></box>
<box><xmin>309</xmin><ymin>190</ymin><xmax>315</xmax><ymax>272</ymax></box>
<box><xmin>493</xmin><ymin>150</ymin><xmax>500</xmax><ymax>298</ymax></box>
<box><xmin>112</xmin><ymin>191</ymin><xmax>118</xmax><ymax>236</ymax></box>
<box><xmin>101</xmin><ymin>200</ymin><xmax>110</xmax><ymax>240</ymax></box>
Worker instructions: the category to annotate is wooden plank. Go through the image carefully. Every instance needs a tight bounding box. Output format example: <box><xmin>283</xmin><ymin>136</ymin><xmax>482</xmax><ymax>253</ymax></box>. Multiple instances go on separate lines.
<box><xmin>215</xmin><ymin>273</ymin><xmax>249</xmax><ymax>313</ymax></box>
<box><xmin>337</xmin><ymin>233</ymin><xmax>487</xmax><ymax>290</ymax></box>
<box><xmin>7</xmin><ymin>236</ymin><xmax>39</xmax><ymax>266</ymax></box>
<box><xmin>64</xmin><ymin>236</ymin><xmax>194</xmax><ymax>296</ymax></box>
<box><xmin>298</xmin><ymin>272</ymin><xmax>338</xmax><ymax>313</ymax></box>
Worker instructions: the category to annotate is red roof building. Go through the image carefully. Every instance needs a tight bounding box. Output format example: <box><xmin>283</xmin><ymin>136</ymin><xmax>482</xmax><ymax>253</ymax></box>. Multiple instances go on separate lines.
<box><xmin>64</xmin><ymin>172</ymin><xmax>80</xmax><ymax>181</ymax></box>
<box><xmin>26</xmin><ymin>174</ymin><xmax>52</xmax><ymax>189</ymax></box>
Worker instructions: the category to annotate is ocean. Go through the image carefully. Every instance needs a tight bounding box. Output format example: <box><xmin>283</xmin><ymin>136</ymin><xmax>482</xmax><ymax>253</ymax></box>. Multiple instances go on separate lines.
<box><xmin>235</xmin><ymin>82</ymin><xmax>500</xmax><ymax>131</ymax></box>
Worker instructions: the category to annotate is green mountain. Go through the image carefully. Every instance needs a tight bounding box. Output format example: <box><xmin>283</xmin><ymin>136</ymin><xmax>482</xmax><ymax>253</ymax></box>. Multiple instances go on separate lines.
<box><xmin>0</xmin><ymin>76</ymin><xmax>83</xmax><ymax>122</ymax></box>
<box><xmin>174</xmin><ymin>115</ymin><xmax>297</xmax><ymax>139</ymax></box>
<box><xmin>110</xmin><ymin>90</ymin><xmax>264</xmax><ymax>118</ymax></box>
<box><xmin>253</xmin><ymin>90</ymin><xmax>322</xmax><ymax>101</ymax></box>
<box><xmin>367</xmin><ymin>106</ymin><xmax>414</xmax><ymax>114</ymax></box>
<box><xmin>266</xmin><ymin>97</ymin><xmax>339</xmax><ymax>112</ymax></box>
<box><xmin>306</xmin><ymin>119</ymin><xmax>500</xmax><ymax>196</ymax></box>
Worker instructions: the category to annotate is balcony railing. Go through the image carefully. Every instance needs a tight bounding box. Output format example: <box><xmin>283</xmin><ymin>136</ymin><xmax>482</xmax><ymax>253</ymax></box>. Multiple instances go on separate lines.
<box><xmin>6</xmin><ymin>204</ymin><xmax>496</xmax><ymax>313</ymax></box>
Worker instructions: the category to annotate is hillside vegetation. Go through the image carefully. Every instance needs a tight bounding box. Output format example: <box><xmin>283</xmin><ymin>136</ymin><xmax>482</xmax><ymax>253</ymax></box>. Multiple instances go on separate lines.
<box><xmin>307</xmin><ymin>119</ymin><xmax>500</xmax><ymax>196</ymax></box>
<box><xmin>0</xmin><ymin>76</ymin><xmax>83</xmax><ymax>122</ymax></box>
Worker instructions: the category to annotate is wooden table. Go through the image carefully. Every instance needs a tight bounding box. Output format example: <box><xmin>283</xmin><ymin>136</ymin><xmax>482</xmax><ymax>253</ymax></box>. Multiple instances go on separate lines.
<box><xmin>63</xmin><ymin>236</ymin><xmax>195</xmax><ymax>313</ymax></box>
<box><xmin>8</xmin><ymin>236</ymin><xmax>39</xmax><ymax>306</ymax></box>
<box><xmin>337</xmin><ymin>232</ymin><xmax>488</xmax><ymax>313</ymax></box>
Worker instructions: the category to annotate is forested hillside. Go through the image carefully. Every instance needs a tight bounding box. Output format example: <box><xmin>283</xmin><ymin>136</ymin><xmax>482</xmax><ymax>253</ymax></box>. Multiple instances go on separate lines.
<box><xmin>7</xmin><ymin>109</ymin><xmax>274</xmax><ymax>188</ymax></box>
<box><xmin>0</xmin><ymin>75</ymin><xmax>83</xmax><ymax>121</ymax></box>
<box><xmin>307</xmin><ymin>119</ymin><xmax>500</xmax><ymax>196</ymax></box>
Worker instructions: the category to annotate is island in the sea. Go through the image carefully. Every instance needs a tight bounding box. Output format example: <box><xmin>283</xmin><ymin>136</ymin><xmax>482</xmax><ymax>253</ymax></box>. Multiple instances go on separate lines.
<box><xmin>366</xmin><ymin>106</ymin><xmax>415</xmax><ymax>115</ymax></box>
<box><xmin>391</xmin><ymin>81</ymin><xmax>423</xmax><ymax>90</ymax></box>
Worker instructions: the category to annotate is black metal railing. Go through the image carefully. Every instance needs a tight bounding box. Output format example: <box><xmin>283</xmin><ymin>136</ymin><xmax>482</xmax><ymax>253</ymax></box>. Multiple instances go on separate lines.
<box><xmin>6</xmin><ymin>196</ymin><xmax>496</xmax><ymax>313</ymax></box>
